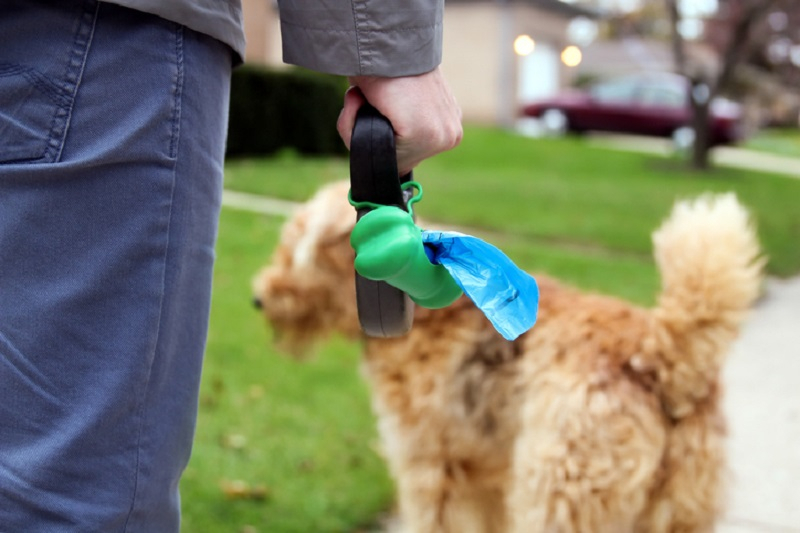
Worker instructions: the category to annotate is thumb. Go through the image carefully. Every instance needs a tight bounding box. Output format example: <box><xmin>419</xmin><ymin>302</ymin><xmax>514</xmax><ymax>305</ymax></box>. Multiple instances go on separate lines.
<box><xmin>337</xmin><ymin>86</ymin><xmax>367</xmax><ymax>150</ymax></box>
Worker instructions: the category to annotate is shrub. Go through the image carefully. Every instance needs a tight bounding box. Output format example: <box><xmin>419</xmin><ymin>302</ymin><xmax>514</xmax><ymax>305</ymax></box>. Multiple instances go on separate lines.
<box><xmin>227</xmin><ymin>65</ymin><xmax>349</xmax><ymax>158</ymax></box>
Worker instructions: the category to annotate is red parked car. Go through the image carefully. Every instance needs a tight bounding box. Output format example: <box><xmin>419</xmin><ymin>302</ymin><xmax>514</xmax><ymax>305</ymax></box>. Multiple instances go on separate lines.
<box><xmin>520</xmin><ymin>72</ymin><xmax>744</xmax><ymax>147</ymax></box>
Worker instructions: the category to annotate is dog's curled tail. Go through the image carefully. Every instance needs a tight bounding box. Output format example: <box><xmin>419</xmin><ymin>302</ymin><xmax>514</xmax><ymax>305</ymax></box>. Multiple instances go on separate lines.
<box><xmin>648</xmin><ymin>193</ymin><xmax>764</xmax><ymax>418</ymax></box>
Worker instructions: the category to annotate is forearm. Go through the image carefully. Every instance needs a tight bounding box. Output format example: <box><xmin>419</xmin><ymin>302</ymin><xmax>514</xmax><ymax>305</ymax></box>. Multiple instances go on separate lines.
<box><xmin>276</xmin><ymin>0</ymin><xmax>443</xmax><ymax>77</ymax></box>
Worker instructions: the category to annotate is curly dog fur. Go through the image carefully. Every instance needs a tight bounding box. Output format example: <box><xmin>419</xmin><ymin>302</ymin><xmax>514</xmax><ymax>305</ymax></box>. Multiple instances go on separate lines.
<box><xmin>252</xmin><ymin>181</ymin><xmax>763</xmax><ymax>533</ymax></box>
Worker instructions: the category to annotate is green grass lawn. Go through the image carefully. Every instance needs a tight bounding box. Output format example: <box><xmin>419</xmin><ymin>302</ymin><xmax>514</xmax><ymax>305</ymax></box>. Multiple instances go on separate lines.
<box><xmin>225</xmin><ymin>126</ymin><xmax>800</xmax><ymax>278</ymax></box>
<box><xmin>182</xmin><ymin>127</ymin><xmax>800</xmax><ymax>532</ymax></box>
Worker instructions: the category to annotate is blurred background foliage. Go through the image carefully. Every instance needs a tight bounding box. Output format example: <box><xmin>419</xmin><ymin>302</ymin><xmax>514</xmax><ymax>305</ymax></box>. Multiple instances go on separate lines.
<box><xmin>227</xmin><ymin>66</ymin><xmax>349</xmax><ymax>158</ymax></box>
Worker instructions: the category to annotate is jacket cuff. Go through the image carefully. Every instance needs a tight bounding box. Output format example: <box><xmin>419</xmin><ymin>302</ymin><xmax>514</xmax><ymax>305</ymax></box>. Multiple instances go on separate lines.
<box><xmin>278</xmin><ymin>0</ymin><xmax>443</xmax><ymax>77</ymax></box>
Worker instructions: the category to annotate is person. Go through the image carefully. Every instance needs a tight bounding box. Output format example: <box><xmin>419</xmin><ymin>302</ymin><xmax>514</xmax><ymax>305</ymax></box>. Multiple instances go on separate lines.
<box><xmin>0</xmin><ymin>0</ymin><xmax>461</xmax><ymax>530</ymax></box>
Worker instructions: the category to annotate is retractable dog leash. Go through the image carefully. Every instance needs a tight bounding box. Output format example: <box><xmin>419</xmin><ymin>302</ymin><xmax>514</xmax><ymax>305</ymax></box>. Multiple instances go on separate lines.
<box><xmin>349</xmin><ymin>104</ymin><xmax>458</xmax><ymax>337</ymax></box>
<box><xmin>349</xmin><ymin>104</ymin><xmax>540</xmax><ymax>340</ymax></box>
<box><xmin>348</xmin><ymin>104</ymin><xmax>413</xmax><ymax>336</ymax></box>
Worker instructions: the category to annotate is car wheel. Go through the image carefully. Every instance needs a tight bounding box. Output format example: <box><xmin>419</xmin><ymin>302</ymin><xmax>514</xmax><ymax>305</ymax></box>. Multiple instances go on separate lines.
<box><xmin>672</xmin><ymin>126</ymin><xmax>695</xmax><ymax>152</ymax></box>
<box><xmin>540</xmin><ymin>108</ymin><xmax>569</xmax><ymax>136</ymax></box>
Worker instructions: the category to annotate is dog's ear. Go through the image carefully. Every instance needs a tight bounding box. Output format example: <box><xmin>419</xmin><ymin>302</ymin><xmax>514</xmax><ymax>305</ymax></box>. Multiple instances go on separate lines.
<box><xmin>270</xmin><ymin>324</ymin><xmax>318</xmax><ymax>359</ymax></box>
<box><xmin>288</xmin><ymin>183</ymin><xmax>355</xmax><ymax>271</ymax></box>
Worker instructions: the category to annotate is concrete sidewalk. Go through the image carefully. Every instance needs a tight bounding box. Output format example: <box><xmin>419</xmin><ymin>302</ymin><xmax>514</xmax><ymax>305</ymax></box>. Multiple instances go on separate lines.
<box><xmin>588</xmin><ymin>134</ymin><xmax>800</xmax><ymax>180</ymax></box>
<box><xmin>719</xmin><ymin>276</ymin><xmax>800</xmax><ymax>533</ymax></box>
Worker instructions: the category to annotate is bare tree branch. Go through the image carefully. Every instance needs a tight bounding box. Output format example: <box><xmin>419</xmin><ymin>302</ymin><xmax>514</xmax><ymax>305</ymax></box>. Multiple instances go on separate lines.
<box><xmin>663</xmin><ymin>0</ymin><xmax>786</xmax><ymax>170</ymax></box>
<box><xmin>665</xmin><ymin>0</ymin><xmax>686</xmax><ymax>74</ymax></box>
<box><xmin>716</xmin><ymin>0</ymin><xmax>781</xmax><ymax>91</ymax></box>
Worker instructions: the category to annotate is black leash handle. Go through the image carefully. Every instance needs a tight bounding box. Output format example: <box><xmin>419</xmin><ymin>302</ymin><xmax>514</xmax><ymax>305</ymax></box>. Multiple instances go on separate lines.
<box><xmin>350</xmin><ymin>104</ymin><xmax>414</xmax><ymax>337</ymax></box>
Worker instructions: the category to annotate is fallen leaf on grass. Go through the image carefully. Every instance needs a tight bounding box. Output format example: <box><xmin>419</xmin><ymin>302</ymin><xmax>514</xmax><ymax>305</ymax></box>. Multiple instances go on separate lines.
<box><xmin>247</xmin><ymin>384</ymin><xmax>265</xmax><ymax>400</ymax></box>
<box><xmin>220</xmin><ymin>479</ymin><xmax>271</xmax><ymax>501</ymax></box>
<box><xmin>221</xmin><ymin>433</ymin><xmax>248</xmax><ymax>450</ymax></box>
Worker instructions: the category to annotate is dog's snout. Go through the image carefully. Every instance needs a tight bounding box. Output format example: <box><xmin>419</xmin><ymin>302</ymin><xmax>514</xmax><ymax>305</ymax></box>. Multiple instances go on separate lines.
<box><xmin>252</xmin><ymin>296</ymin><xmax>263</xmax><ymax>310</ymax></box>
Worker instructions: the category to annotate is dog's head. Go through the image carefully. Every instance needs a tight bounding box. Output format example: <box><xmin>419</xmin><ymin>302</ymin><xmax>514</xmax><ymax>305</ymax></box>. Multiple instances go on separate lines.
<box><xmin>252</xmin><ymin>181</ymin><xmax>362</xmax><ymax>356</ymax></box>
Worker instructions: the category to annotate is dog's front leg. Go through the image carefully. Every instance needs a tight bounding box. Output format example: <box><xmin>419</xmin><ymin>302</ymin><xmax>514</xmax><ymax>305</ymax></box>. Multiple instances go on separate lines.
<box><xmin>393</xmin><ymin>460</ymin><xmax>498</xmax><ymax>533</ymax></box>
<box><xmin>389</xmin><ymin>458</ymin><xmax>449</xmax><ymax>533</ymax></box>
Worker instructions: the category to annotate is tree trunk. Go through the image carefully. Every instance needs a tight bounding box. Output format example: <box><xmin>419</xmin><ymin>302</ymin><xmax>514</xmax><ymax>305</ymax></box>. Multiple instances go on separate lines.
<box><xmin>665</xmin><ymin>0</ymin><xmax>779</xmax><ymax>171</ymax></box>
<box><xmin>690</xmin><ymin>95</ymin><xmax>712</xmax><ymax>170</ymax></box>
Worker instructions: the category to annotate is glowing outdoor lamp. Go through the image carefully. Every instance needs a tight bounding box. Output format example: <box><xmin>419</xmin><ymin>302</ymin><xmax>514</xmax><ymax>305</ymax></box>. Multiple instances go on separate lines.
<box><xmin>514</xmin><ymin>34</ymin><xmax>535</xmax><ymax>56</ymax></box>
<box><xmin>561</xmin><ymin>45</ymin><xmax>582</xmax><ymax>67</ymax></box>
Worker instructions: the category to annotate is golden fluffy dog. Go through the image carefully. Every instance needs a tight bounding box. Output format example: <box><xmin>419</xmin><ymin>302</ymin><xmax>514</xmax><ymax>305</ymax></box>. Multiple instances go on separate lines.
<box><xmin>252</xmin><ymin>181</ymin><xmax>763</xmax><ymax>533</ymax></box>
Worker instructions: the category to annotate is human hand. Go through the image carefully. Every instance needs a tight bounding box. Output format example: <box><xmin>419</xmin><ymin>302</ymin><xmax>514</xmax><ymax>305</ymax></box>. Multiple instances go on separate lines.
<box><xmin>337</xmin><ymin>67</ymin><xmax>463</xmax><ymax>176</ymax></box>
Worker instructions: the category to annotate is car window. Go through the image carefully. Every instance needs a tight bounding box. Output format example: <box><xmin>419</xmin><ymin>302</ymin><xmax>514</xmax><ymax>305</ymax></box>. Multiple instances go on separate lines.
<box><xmin>590</xmin><ymin>79</ymin><xmax>637</xmax><ymax>104</ymax></box>
<box><xmin>637</xmin><ymin>85</ymin><xmax>686</xmax><ymax>108</ymax></box>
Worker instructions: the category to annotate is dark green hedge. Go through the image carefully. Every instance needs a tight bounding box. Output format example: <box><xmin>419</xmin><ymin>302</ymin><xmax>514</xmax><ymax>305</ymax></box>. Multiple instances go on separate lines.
<box><xmin>226</xmin><ymin>65</ymin><xmax>349</xmax><ymax>158</ymax></box>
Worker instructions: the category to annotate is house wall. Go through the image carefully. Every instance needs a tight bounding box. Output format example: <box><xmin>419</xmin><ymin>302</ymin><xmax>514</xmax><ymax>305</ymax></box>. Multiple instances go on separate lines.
<box><xmin>440</xmin><ymin>3</ymin><xmax>502</xmax><ymax>124</ymax></box>
<box><xmin>241</xmin><ymin>0</ymin><xmax>283</xmax><ymax>66</ymax></box>
<box><xmin>443</xmin><ymin>2</ymin><xmax>575</xmax><ymax>124</ymax></box>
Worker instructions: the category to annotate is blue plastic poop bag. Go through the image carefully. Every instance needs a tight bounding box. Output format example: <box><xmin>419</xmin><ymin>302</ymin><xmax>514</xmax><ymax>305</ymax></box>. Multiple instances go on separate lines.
<box><xmin>421</xmin><ymin>230</ymin><xmax>539</xmax><ymax>341</ymax></box>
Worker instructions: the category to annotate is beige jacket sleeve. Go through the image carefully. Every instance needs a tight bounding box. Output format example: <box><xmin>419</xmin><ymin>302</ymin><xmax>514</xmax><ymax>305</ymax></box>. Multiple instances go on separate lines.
<box><xmin>276</xmin><ymin>0</ymin><xmax>443</xmax><ymax>77</ymax></box>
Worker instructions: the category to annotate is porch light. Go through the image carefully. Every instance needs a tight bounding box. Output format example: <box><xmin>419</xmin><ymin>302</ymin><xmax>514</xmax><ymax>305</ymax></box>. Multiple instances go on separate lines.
<box><xmin>514</xmin><ymin>34</ymin><xmax>535</xmax><ymax>56</ymax></box>
<box><xmin>561</xmin><ymin>45</ymin><xmax>582</xmax><ymax>67</ymax></box>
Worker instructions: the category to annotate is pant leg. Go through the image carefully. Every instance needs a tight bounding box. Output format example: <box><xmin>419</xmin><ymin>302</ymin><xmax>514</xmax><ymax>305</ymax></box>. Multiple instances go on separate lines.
<box><xmin>0</xmin><ymin>1</ymin><xmax>232</xmax><ymax>530</ymax></box>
